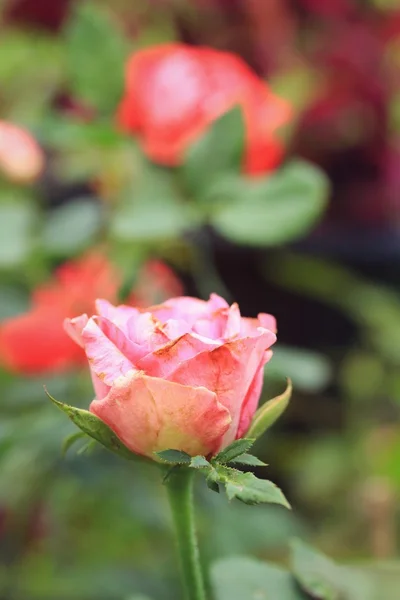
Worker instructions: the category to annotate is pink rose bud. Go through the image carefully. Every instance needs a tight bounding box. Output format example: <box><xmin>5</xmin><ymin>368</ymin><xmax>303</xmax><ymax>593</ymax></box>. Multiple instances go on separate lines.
<box><xmin>64</xmin><ymin>294</ymin><xmax>277</xmax><ymax>459</ymax></box>
<box><xmin>0</xmin><ymin>121</ymin><xmax>44</xmax><ymax>183</ymax></box>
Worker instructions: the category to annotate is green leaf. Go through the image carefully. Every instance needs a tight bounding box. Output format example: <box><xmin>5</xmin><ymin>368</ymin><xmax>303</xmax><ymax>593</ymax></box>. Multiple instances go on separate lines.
<box><xmin>0</xmin><ymin>201</ymin><xmax>37</xmax><ymax>268</ymax></box>
<box><xmin>210</xmin><ymin>465</ymin><xmax>290</xmax><ymax>508</ymax></box>
<box><xmin>182</xmin><ymin>106</ymin><xmax>245</xmax><ymax>199</ymax></box>
<box><xmin>111</xmin><ymin>166</ymin><xmax>199</xmax><ymax>242</ymax></box>
<box><xmin>46</xmin><ymin>389</ymin><xmax>138</xmax><ymax>461</ymax></box>
<box><xmin>190</xmin><ymin>456</ymin><xmax>210</xmax><ymax>469</ymax></box>
<box><xmin>62</xmin><ymin>431</ymin><xmax>87</xmax><ymax>456</ymax></box>
<box><xmin>212</xmin><ymin>556</ymin><xmax>306</xmax><ymax>600</ymax></box>
<box><xmin>43</xmin><ymin>198</ymin><xmax>103</xmax><ymax>257</ymax></box>
<box><xmin>247</xmin><ymin>379</ymin><xmax>292</xmax><ymax>440</ymax></box>
<box><xmin>268</xmin><ymin>345</ymin><xmax>332</xmax><ymax>393</ymax></box>
<box><xmin>230</xmin><ymin>454</ymin><xmax>267</xmax><ymax>467</ymax></box>
<box><xmin>64</xmin><ymin>3</ymin><xmax>128</xmax><ymax>113</ymax></box>
<box><xmin>214</xmin><ymin>438</ymin><xmax>255</xmax><ymax>464</ymax></box>
<box><xmin>155</xmin><ymin>449</ymin><xmax>192</xmax><ymax>465</ymax></box>
<box><xmin>210</xmin><ymin>160</ymin><xmax>329</xmax><ymax>247</ymax></box>
<box><xmin>290</xmin><ymin>539</ymin><xmax>374</xmax><ymax>600</ymax></box>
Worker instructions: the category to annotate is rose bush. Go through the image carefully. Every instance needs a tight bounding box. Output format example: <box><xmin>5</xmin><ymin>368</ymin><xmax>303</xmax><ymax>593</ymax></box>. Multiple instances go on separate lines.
<box><xmin>64</xmin><ymin>294</ymin><xmax>277</xmax><ymax>458</ymax></box>
<box><xmin>118</xmin><ymin>43</ymin><xmax>291</xmax><ymax>175</ymax></box>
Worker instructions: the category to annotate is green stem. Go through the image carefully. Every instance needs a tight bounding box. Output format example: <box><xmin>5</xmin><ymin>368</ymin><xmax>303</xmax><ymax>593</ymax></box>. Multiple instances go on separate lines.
<box><xmin>166</xmin><ymin>469</ymin><xmax>206</xmax><ymax>600</ymax></box>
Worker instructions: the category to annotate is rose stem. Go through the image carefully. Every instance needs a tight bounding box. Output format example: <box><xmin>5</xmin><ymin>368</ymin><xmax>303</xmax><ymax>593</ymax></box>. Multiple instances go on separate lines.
<box><xmin>165</xmin><ymin>468</ymin><xmax>207</xmax><ymax>600</ymax></box>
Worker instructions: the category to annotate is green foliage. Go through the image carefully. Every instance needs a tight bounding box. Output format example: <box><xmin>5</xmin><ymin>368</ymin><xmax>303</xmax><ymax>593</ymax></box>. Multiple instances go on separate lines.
<box><xmin>111</xmin><ymin>164</ymin><xmax>199</xmax><ymax>242</ymax></box>
<box><xmin>158</xmin><ymin>445</ymin><xmax>289</xmax><ymax>507</ymax></box>
<box><xmin>268</xmin><ymin>346</ymin><xmax>332</xmax><ymax>393</ymax></box>
<box><xmin>247</xmin><ymin>379</ymin><xmax>292</xmax><ymax>439</ymax></box>
<box><xmin>212</xmin><ymin>556</ymin><xmax>306</xmax><ymax>600</ymax></box>
<box><xmin>64</xmin><ymin>3</ymin><xmax>129</xmax><ymax>113</ymax></box>
<box><xmin>209</xmin><ymin>161</ymin><xmax>329</xmax><ymax>246</ymax></box>
<box><xmin>0</xmin><ymin>200</ymin><xmax>38</xmax><ymax>269</ymax></box>
<box><xmin>229</xmin><ymin>454</ymin><xmax>267</xmax><ymax>467</ymax></box>
<box><xmin>208</xmin><ymin>465</ymin><xmax>290</xmax><ymax>507</ymax></box>
<box><xmin>290</xmin><ymin>540</ymin><xmax>375</xmax><ymax>600</ymax></box>
<box><xmin>214</xmin><ymin>438</ymin><xmax>255</xmax><ymax>464</ymax></box>
<box><xmin>182</xmin><ymin>106</ymin><xmax>245</xmax><ymax>198</ymax></box>
<box><xmin>43</xmin><ymin>197</ymin><xmax>104</xmax><ymax>257</ymax></box>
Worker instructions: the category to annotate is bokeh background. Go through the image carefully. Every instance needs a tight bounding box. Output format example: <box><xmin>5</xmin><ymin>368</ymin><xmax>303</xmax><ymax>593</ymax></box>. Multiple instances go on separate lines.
<box><xmin>0</xmin><ymin>0</ymin><xmax>400</xmax><ymax>598</ymax></box>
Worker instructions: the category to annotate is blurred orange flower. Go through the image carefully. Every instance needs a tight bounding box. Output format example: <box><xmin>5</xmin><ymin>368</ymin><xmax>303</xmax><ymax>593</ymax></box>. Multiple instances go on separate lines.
<box><xmin>0</xmin><ymin>254</ymin><xmax>183</xmax><ymax>375</ymax></box>
<box><xmin>118</xmin><ymin>43</ymin><xmax>292</xmax><ymax>176</ymax></box>
<box><xmin>0</xmin><ymin>121</ymin><xmax>44</xmax><ymax>183</ymax></box>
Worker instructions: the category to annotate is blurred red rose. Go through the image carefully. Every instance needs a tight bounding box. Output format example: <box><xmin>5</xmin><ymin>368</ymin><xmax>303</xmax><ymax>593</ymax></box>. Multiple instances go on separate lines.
<box><xmin>0</xmin><ymin>121</ymin><xmax>44</xmax><ymax>183</ymax></box>
<box><xmin>0</xmin><ymin>254</ymin><xmax>182</xmax><ymax>375</ymax></box>
<box><xmin>118</xmin><ymin>43</ymin><xmax>292</xmax><ymax>175</ymax></box>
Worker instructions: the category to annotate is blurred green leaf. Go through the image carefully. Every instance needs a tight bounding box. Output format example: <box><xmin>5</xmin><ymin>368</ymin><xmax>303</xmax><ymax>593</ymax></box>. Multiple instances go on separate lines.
<box><xmin>291</xmin><ymin>539</ymin><xmax>374</xmax><ymax>600</ymax></box>
<box><xmin>210</xmin><ymin>161</ymin><xmax>329</xmax><ymax>246</ymax></box>
<box><xmin>43</xmin><ymin>197</ymin><xmax>104</xmax><ymax>257</ymax></box>
<box><xmin>65</xmin><ymin>3</ymin><xmax>128</xmax><ymax>113</ymax></box>
<box><xmin>269</xmin><ymin>345</ymin><xmax>332</xmax><ymax>393</ymax></box>
<box><xmin>0</xmin><ymin>201</ymin><xmax>37</xmax><ymax>268</ymax></box>
<box><xmin>247</xmin><ymin>379</ymin><xmax>292</xmax><ymax>439</ymax></box>
<box><xmin>0</xmin><ymin>31</ymin><xmax>63</xmax><ymax>119</ymax></box>
<box><xmin>182</xmin><ymin>106</ymin><xmax>245</xmax><ymax>198</ymax></box>
<box><xmin>212</xmin><ymin>556</ymin><xmax>306</xmax><ymax>600</ymax></box>
<box><xmin>111</xmin><ymin>166</ymin><xmax>199</xmax><ymax>242</ymax></box>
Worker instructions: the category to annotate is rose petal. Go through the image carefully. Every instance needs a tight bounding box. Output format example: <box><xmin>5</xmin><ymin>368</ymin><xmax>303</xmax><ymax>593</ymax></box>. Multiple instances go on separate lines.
<box><xmin>137</xmin><ymin>332</ymin><xmax>219</xmax><ymax>378</ymax></box>
<box><xmin>64</xmin><ymin>314</ymin><xmax>89</xmax><ymax>348</ymax></box>
<box><xmin>90</xmin><ymin>371</ymin><xmax>231</xmax><ymax>457</ymax></box>
<box><xmin>236</xmin><ymin>349</ymin><xmax>273</xmax><ymax>439</ymax></box>
<box><xmin>169</xmin><ymin>330</ymin><xmax>276</xmax><ymax>445</ymax></box>
<box><xmin>81</xmin><ymin>317</ymin><xmax>139</xmax><ymax>386</ymax></box>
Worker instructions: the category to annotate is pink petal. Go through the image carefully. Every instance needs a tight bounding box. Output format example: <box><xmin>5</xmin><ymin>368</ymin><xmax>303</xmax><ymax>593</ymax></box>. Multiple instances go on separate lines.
<box><xmin>224</xmin><ymin>303</ymin><xmax>241</xmax><ymax>339</ymax></box>
<box><xmin>137</xmin><ymin>332</ymin><xmax>219</xmax><ymax>378</ymax></box>
<box><xmin>236</xmin><ymin>349</ymin><xmax>273</xmax><ymax>439</ymax></box>
<box><xmin>90</xmin><ymin>371</ymin><xmax>231</xmax><ymax>458</ymax></box>
<box><xmin>258</xmin><ymin>313</ymin><xmax>277</xmax><ymax>334</ymax></box>
<box><xmin>241</xmin><ymin>313</ymin><xmax>277</xmax><ymax>337</ymax></box>
<box><xmin>64</xmin><ymin>314</ymin><xmax>89</xmax><ymax>347</ymax></box>
<box><xmin>95</xmin><ymin>299</ymin><xmax>140</xmax><ymax>333</ymax></box>
<box><xmin>208</xmin><ymin>293</ymin><xmax>229</xmax><ymax>311</ymax></box>
<box><xmin>81</xmin><ymin>317</ymin><xmax>138</xmax><ymax>386</ymax></box>
<box><xmin>149</xmin><ymin>296</ymin><xmax>209</xmax><ymax>325</ymax></box>
<box><xmin>169</xmin><ymin>330</ymin><xmax>276</xmax><ymax>446</ymax></box>
<box><xmin>126</xmin><ymin>311</ymin><xmax>168</xmax><ymax>351</ymax></box>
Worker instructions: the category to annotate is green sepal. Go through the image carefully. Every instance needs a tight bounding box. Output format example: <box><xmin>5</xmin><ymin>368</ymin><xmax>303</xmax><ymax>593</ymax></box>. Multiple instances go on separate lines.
<box><xmin>46</xmin><ymin>389</ymin><xmax>138</xmax><ymax>461</ymax></box>
<box><xmin>247</xmin><ymin>379</ymin><xmax>292</xmax><ymax>440</ymax></box>
<box><xmin>213</xmin><ymin>438</ymin><xmax>255</xmax><ymax>464</ymax></box>
<box><xmin>229</xmin><ymin>454</ymin><xmax>267</xmax><ymax>467</ymax></box>
<box><xmin>62</xmin><ymin>431</ymin><xmax>88</xmax><ymax>456</ymax></box>
<box><xmin>155</xmin><ymin>449</ymin><xmax>192</xmax><ymax>465</ymax></box>
<box><xmin>76</xmin><ymin>439</ymin><xmax>97</xmax><ymax>456</ymax></box>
